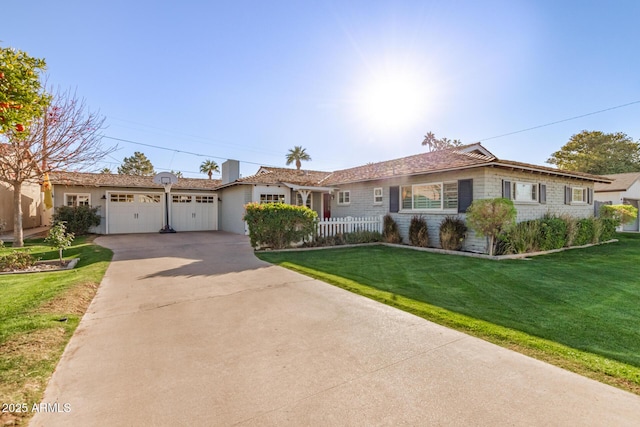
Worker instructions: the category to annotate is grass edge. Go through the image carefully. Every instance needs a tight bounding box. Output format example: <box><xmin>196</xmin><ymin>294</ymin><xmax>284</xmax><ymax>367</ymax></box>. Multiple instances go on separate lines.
<box><xmin>275</xmin><ymin>260</ymin><xmax>640</xmax><ymax>396</ymax></box>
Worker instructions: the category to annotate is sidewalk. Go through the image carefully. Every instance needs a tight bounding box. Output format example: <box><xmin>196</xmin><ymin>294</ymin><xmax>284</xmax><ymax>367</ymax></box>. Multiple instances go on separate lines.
<box><xmin>0</xmin><ymin>226</ymin><xmax>50</xmax><ymax>242</ymax></box>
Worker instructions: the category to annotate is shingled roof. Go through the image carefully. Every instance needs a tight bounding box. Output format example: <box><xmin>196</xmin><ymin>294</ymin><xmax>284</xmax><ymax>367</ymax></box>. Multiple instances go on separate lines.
<box><xmin>322</xmin><ymin>145</ymin><xmax>496</xmax><ymax>185</ymax></box>
<box><xmin>49</xmin><ymin>171</ymin><xmax>221</xmax><ymax>191</ymax></box>
<box><xmin>594</xmin><ymin>172</ymin><xmax>640</xmax><ymax>192</ymax></box>
<box><xmin>226</xmin><ymin>166</ymin><xmax>332</xmax><ymax>187</ymax></box>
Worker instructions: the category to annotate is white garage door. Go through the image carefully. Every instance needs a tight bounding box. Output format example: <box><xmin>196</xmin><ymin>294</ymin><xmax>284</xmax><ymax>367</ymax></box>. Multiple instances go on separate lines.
<box><xmin>171</xmin><ymin>193</ymin><xmax>218</xmax><ymax>231</ymax></box>
<box><xmin>107</xmin><ymin>192</ymin><xmax>164</xmax><ymax>234</ymax></box>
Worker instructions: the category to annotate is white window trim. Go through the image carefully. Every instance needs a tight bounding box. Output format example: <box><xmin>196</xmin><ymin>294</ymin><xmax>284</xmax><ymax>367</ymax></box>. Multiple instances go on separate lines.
<box><xmin>571</xmin><ymin>187</ymin><xmax>587</xmax><ymax>204</ymax></box>
<box><xmin>373</xmin><ymin>187</ymin><xmax>383</xmax><ymax>205</ymax></box>
<box><xmin>337</xmin><ymin>190</ymin><xmax>351</xmax><ymax>205</ymax></box>
<box><xmin>399</xmin><ymin>181</ymin><xmax>458</xmax><ymax>212</ymax></box>
<box><xmin>259</xmin><ymin>193</ymin><xmax>286</xmax><ymax>204</ymax></box>
<box><xmin>511</xmin><ymin>181</ymin><xmax>538</xmax><ymax>204</ymax></box>
<box><xmin>64</xmin><ymin>193</ymin><xmax>91</xmax><ymax>207</ymax></box>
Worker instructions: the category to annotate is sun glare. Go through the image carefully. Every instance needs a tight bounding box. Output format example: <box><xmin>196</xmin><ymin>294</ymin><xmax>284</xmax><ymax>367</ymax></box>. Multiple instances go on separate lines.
<box><xmin>356</xmin><ymin>67</ymin><xmax>429</xmax><ymax>131</ymax></box>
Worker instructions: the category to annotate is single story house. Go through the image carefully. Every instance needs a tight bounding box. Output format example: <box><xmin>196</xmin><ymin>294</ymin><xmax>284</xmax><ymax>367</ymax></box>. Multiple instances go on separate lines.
<box><xmin>37</xmin><ymin>143</ymin><xmax>610</xmax><ymax>253</ymax></box>
<box><xmin>594</xmin><ymin>172</ymin><xmax>640</xmax><ymax>232</ymax></box>
<box><xmin>215</xmin><ymin>143</ymin><xmax>611</xmax><ymax>252</ymax></box>
<box><xmin>49</xmin><ymin>172</ymin><xmax>221</xmax><ymax>234</ymax></box>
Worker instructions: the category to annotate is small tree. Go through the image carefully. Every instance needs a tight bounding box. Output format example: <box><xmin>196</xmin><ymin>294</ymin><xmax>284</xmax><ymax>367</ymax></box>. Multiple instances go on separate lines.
<box><xmin>117</xmin><ymin>151</ymin><xmax>155</xmax><ymax>176</ymax></box>
<box><xmin>44</xmin><ymin>221</ymin><xmax>75</xmax><ymax>265</ymax></box>
<box><xmin>600</xmin><ymin>204</ymin><xmax>638</xmax><ymax>226</ymax></box>
<box><xmin>466</xmin><ymin>198</ymin><xmax>516</xmax><ymax>256</ymax></box>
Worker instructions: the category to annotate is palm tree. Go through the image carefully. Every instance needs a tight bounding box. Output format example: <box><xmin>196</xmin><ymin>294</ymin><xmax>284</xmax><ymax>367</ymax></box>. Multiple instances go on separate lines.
<box><xmin>200</xmin><ymin>159</ymin><xmax>219</xmax><ymax>180</ymax></box>
<box><xmin>421</xmin><ymin>132</ymin><xmax>437</xmax><ymax>152</ymax></box>
<box><xmin>285</xmin><ymin>146</ymin><xmax>311</xmax><ymax>170</ymax></box>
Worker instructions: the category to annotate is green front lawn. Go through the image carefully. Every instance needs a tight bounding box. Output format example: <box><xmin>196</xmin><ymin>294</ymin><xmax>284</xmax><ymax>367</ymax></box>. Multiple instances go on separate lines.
<box><xmin>0</xmin><ymin>237</ymin><xmax>112</xmax><ymax>425</ymax></box>
<box><xmin>257</xmin><ymin>234</ymin><xmax>640</xmax><ymax>394</ymax></box>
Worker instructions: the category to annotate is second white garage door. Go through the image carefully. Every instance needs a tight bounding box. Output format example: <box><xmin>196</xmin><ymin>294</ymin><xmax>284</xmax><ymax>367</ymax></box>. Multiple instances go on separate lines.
<box><xmin>171</xmin><ymin>193</ymin><xmax>218</xmax><ymax>231</ymax></box>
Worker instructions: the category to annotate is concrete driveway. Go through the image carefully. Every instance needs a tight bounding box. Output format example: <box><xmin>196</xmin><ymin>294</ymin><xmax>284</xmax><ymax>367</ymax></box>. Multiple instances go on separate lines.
<box><xmin>32</xmin><ymin>232</ymin><xmax>640</xmax><ymax>426</ymax></box>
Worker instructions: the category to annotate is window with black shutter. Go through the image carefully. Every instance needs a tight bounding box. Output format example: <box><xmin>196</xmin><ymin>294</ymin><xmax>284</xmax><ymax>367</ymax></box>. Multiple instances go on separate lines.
<box><xmin>389</xmin><ymin>186</ymin><xmax>399</xmax><ymax>213</ymax></box>
<box><xmin>539</xmin><ymin>184</ymin><xmax>547</xmax><ymax>204</ymax></box>
<box><xmin>502</xmin><ymin>180</ymin><xmax>511</xmax><ymax>199</ymax></box>
<box><xmin>458</xmin><ymin>179</ymin><xmax>473</xmax><ymax>213</ymax></box>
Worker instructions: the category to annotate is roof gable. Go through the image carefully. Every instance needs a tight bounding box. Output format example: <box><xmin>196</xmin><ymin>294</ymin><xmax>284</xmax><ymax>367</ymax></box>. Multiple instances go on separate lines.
<box><xmin>594</xmin><ymin>172</ymin><xmax>640</xmax><ymax>193</ymax></box>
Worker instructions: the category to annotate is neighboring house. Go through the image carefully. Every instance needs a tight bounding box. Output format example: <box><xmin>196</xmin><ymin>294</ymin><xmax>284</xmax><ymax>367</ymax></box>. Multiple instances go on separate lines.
<box><xmin>0</xmin><ymin>180</ymin><xmax>43</xmax><ymax>232</ymax></box>
<box><xmin>0</xmin><ymin>143</ymin><xmax>44</xmax><ymax>232</ymax></box>
<box><xmin>594</xmin><ymin>172</ymin><xmax>640</xmax><ymax>232</ymax></box>
<box><xmin>217</xmin><ymin>143</ymin><xmax>610</xmax><ymax>252</ymax></box>
<box><xmin>49</xmin><ymin>172</ymin><xmax>221</xmax><ymax>234</ymax></box>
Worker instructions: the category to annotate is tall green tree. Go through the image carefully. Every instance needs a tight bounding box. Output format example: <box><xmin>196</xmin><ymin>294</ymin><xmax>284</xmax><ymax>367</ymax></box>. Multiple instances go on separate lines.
<box><xmin>547</xmin><ymin>130</ymin><xmax>640</xmax><ymax>174</ymax></box>
<box><xmin>285</xmin><ymin>146</ymin><xmax>311</xmax><ymax>170</ymax></box>
<box><xmin>117</xmin><ymin>151</ymin><xmax>155</xmax><ymax>176</ymax></box>
<box><xmin>199</xmin><ymin>159</ymin><xmax>219</xmax><ymax>179</ymax></box>
<box><xmin>0</xmin><ymin>46</ymin><xmax>50</xmax><ymax>135</ymax></box>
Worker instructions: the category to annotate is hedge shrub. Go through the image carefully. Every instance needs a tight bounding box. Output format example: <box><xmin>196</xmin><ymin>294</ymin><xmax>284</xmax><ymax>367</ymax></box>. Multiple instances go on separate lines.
<box><xmin>53</xmin><ymin>205</ymin><xmax>101</xmax><ymax>235</ymax></box>
<box><xmin>244</xmin><ymin>202</ymin><xmax>318</xmax><ymax>249</ymax></box>
<box><xmin>600</xmin><ymin>204</ymin><xmax>638</xmax><ymax>225</ymax></box>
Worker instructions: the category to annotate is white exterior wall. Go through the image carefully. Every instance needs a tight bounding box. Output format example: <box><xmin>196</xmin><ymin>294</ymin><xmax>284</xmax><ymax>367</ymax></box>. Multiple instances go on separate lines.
<box><xmin>219</xmin><ymin>185</ymin><xmax>252</xmax><ymax>235</ymax></box>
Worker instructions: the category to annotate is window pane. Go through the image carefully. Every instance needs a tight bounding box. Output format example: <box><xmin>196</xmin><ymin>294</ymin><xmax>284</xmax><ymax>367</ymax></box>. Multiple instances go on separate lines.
<box><xmin>443</xmin><ymin>183</ymin><xmax>458</xmax><ymax>209</ymax></box>
<box><xmin>572</xmin><ymin>188</ymin><xmax>584</xmax><ymax>202</ymax></box>
<box><xmin>401</xmin><ymin>186</ymin><xmax>412</xmax><ymax>209</ymax></box>
<box><xmin>413</xmin><ymin>184</ymin><xmax>441</xmax><ymax>209</ymax></box>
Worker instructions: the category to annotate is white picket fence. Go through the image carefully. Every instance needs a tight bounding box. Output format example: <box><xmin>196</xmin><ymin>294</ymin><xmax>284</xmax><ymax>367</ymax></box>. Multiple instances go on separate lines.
<box><xmin>316</xmin><ymin>215</ymin><xmax>383</xmax><ymax>237</ymax></box>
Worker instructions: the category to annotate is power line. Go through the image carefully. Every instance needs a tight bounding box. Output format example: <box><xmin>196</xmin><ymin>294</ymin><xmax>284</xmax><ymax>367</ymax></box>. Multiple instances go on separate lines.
<box><xmin>479</xmin><ymin>100</ymin><xmax>640</xmax><ymax>142</ymax></box>
<box><xmin>102</xmin><ymin>135</ymin><xmax>277</xmax><ymax>167</ymax></box>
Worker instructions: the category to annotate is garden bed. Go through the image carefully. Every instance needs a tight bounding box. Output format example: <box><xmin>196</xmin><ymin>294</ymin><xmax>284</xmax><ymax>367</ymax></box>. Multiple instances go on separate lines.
<box><xmin>0</xmin><ymin>258</ymin><xmax>79</xmax><ymax>275</ymax></box>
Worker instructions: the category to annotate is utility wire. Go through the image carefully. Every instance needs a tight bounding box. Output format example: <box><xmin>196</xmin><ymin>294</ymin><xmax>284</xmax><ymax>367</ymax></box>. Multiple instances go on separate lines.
<box><xmin>102</xmin><ymin>135</ymin><xmax>277</xmax><ymax>167</ymax></box>
<box><xmin>479</xmin><ymin>100</ymin><xmax>640</xmax><ymax>142</ymax></box>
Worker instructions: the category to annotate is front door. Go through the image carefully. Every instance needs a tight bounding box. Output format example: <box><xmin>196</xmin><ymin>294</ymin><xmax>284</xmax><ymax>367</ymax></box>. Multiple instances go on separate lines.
<box><xmin>323</xmin><ymin>193</ymin><xmax>331</xmax><ymax>219</ymax></box>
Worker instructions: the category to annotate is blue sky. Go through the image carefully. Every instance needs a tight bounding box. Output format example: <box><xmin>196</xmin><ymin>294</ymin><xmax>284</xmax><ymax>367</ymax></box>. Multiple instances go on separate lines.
<box><xmin>4</xmin><ymin>1</ymin><xmax>640</xmax><ymax>179</ymax></box>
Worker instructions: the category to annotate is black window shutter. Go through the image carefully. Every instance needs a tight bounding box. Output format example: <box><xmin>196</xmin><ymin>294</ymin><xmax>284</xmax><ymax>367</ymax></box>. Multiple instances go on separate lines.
<box><xmin>389</xmin><ymin>186</ymin><xmax>399</xmax><ymax>213</ymax></box>
<box><xmin>458</xmin><ymin>179</ymin><xmax>473</xmax><ymax>213</ymax></box>
<box><xmin>502</xmin><ymin>180</ymin><xmax>511</xmax><ymax>199</ymax></box>
<box><xmin>564</xmin><ymin>186</ymin><xmax>571</xmax><ymax>204</ymax></box>
<box><xmin>539</xmin><ymin>184</ymin><xmax>546</xmax><ymax>204</ymax></box>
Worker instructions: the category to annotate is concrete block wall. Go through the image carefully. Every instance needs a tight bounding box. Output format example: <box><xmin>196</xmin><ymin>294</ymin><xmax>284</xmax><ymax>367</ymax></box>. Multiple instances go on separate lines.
<box><xmin>329</xmin><ymin>167</ymin><xmax>597</xmax><ymax>253</ymax></box>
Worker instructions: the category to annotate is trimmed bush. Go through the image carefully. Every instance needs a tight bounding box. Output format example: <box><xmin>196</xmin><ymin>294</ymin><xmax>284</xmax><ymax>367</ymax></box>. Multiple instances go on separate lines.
<box><xmin>382</xmin><ymin>214</ymin><xmax>402</xmax><ymax>244</ymax></box>
<box><xmin>53</xmin><ymin>205</ymin><xmax>101</xmax><ymax>235</ymax></box>
<box><xmin>439</xmin><ymin>216</ymin><xmax>467</xmax><ymax>250</ymax></box>
<box><xmin>539</xmin><ymin>216</ymin><xmax>568</xmax><ymax>250</ymax></box>
<box><xmin>466</xmin><ymin>198</ymin><xmax>516</xmax><ymax>255</ymax></box>
<box><xmin>0</xmin><ymin>250</ymin><xmax>38</xmax><ymax>271</ymax></box>
<box><xmin>574</xmin><ymin>218</ymin><xmax>595</xmax><ymax>246</ymax></box>
<box><xmin>600</xmin><ymin>217</ymin><xmax>618</xmax><ymax>241</ymax></box>
<box><xmin>408</xmin><ymin>215</ymin><xmax>428</xmax><ymax>247</ymax></box>
<box><xmin>243</xmin><ymin>202</ymin><xmax>318</xmax><ymax>249</ymax></box>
